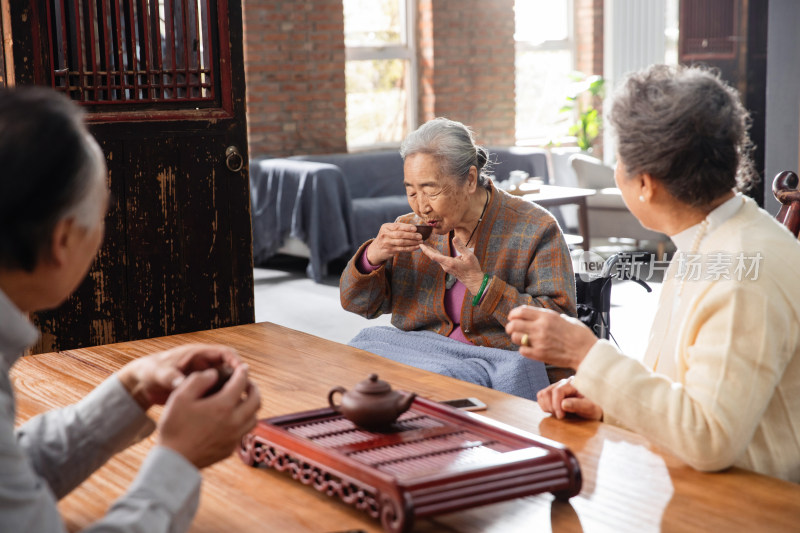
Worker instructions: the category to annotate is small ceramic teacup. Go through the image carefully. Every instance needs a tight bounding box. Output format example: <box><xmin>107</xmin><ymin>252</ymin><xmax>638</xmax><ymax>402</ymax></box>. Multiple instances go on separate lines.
<box><xmin>415</xmin><ymin>225</ymin><xmax>434</xmax><ymax>240</ymax></box>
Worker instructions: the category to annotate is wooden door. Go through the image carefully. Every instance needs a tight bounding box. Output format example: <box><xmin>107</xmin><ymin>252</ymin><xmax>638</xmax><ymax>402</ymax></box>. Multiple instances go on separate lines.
<box><xmin>679</xmin><ymin>0</ymin><xmax>768</xmax><ymax>205</ymax></box>
<box><xmin>5</xmin><ymin>0</ymin><xmax>254</xmax><ymax>352</ymax></box>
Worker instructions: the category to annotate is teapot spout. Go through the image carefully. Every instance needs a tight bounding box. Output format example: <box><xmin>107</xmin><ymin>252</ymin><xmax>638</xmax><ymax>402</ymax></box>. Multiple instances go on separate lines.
<box><xmin>397</xmin><ymin>391</ymin><xmax>417</xmax><ymax>415</ymax></box>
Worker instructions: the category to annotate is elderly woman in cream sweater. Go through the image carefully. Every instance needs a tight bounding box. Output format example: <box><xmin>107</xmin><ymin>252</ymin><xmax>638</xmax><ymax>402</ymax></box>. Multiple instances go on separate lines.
<box><xmin>506</xmin><ymin>64</ymin><xmax>800</xmax><ymax>482</ymax></box>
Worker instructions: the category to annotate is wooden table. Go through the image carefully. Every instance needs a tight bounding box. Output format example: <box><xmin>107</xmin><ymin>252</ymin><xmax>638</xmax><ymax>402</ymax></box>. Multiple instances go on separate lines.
<box><xmin>521</xmin><ymin>184</ymin><xmax>595</xmax><ymax>251</ymax></box>
<box><xmin>12</xmin><ymin>322</ymin><xmax>800</xmax><ymax>532</ymax></box>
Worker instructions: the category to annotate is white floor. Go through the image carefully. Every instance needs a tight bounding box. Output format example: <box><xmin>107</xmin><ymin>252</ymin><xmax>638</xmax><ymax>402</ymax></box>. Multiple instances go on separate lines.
<box><xmin>254</xmin><ymin>260</ymin><xmax>393</xmax><ymax>345</ymax></box>
<box><xmin>254</xmin><ymin>256</ymin><xmax>661</xmax><ymax>359</ymax></box>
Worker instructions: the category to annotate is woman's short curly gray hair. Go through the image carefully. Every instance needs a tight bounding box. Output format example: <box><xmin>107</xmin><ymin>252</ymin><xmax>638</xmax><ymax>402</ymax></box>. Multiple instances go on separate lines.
<box><xmin>608</xmin><ymin>64</ymin><xmax>756</xmax><ymax>208</ymax></box>
<box><xmin>400</xmin><ymin>117</ymin><xmax>491</xmax><ymax>187</ymax></box>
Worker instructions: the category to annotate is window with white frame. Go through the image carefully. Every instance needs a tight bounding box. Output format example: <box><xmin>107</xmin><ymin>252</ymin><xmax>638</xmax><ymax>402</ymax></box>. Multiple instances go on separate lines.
<box><xmin>515</xmin><ymin>0</ymin><xmax>574</xmax><ymax>144</ymax></box>
<box><xmin>343</xmin><ymin>0</ymin><xmax>416</xmax><ymax>149</ymax></box>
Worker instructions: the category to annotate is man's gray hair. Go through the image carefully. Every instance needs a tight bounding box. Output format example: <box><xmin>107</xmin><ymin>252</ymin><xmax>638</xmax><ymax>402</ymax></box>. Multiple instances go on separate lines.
<box><xmin>0</xmin><ymin>88</ymin><xmax>105</xmax><ymax>271</ymax></box>
<box><xmin>64</xmin><ymin>135</ymin><xmax>106</xmax><ymax>229</ymax></box>
<box><xmin>400</xmin><ymin>117</ymin><xmax>491</xmax><ymax>186</ymax></box>
<box><xmin>608</xmin><ymin>64</ymin><xmax>756</xmax><ymax>208</ymax></box>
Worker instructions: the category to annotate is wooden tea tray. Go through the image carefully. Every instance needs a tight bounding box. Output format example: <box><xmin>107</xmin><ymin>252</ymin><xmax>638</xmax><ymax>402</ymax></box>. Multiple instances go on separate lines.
<box><xmin>239</xmin><ymin>396</ymin><xmax>581</xmax><ymax>532</ymax></box>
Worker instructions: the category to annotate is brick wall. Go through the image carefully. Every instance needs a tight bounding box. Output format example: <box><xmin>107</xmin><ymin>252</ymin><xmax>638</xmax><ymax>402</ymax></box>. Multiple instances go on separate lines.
<box><xmin>243</xmin><ymin>0</ymin><xmax>347</xmax><ymax>158</ymax></box>
<box><xmin>575</xmin><ymin>0</ymin><xmax>604</xmax><ymax>76</ymax></box>
<box><xmin>574</xmin><ymin>0</ymin><xmax>604</xmax><ymax>158</ymax></box>
<box><xmin>418</xmin><ymin>0</ymin><xmax>435</xmax><ymax>122</ymax></box>
<box><xmin>243</xmin><ymin>0</ymin><xmax>523</xmax><ymax>156</ymax></box>
<box><xmin>418</xmin><ymin>0</ymin><xmax>516</xmax><ymax>146</ymax></box>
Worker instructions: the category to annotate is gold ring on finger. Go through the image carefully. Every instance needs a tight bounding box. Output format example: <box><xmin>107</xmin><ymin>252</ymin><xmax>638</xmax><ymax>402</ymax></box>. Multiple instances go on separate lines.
<box><xmin>520</xmin><ymin>333</ymin><xmax>530</xmax><ymax>347</ymax></box>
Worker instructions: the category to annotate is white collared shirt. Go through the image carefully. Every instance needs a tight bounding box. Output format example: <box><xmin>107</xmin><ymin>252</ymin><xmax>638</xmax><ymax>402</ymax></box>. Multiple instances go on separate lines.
<box><xmin>670</xmin><ymin>193</ymin><xmax>745</xmax><ymax>253</ymax></box>
<box><xmin>0</xmin><ymin>287</ymin><xmax>39</xmax><ymax>370</ymax></box>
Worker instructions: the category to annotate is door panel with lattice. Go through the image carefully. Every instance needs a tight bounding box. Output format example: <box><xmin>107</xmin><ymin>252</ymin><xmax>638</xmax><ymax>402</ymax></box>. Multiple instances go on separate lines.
<box><xmin>7</xmin><ymin>0</ymin><xmax>253</xmax><ymax>351</ymax></box>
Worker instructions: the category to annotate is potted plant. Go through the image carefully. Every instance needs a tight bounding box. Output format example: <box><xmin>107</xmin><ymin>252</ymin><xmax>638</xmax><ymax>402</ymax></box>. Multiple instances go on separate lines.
<box><xmin>560</xmin><ymin>73</ymin><xmax>605</xmax><ymax>153</ymax></box>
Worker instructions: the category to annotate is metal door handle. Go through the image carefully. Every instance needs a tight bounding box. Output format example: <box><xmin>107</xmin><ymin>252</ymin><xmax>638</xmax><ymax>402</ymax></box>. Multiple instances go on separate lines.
<box><xmin>226</xmin><ymin>145</ymin><xmax>243</xmax><ymax>172</ymax></box>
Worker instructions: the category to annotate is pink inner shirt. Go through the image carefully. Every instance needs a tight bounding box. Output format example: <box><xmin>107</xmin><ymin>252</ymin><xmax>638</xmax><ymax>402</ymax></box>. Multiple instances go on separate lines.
<box><xmin>358</xmin><ymin>242</ymin><xmax>473</xmax><ymax>344</ymax></box>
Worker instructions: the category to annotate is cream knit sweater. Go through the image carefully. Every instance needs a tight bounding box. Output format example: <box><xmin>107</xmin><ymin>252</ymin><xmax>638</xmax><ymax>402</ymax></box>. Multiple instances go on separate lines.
<box><xmin>574</xmin><ymin>197</ymin><xmax>800</xmax><ymax>482</ymax></box>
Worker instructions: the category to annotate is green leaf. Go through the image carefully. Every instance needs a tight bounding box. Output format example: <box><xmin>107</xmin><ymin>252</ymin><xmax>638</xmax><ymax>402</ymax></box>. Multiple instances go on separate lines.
<box><xmin>568</xmin><ymin>71</ymin><xmax>586</xmax><ymax>82</ymax></box>
<box><xmin>561</xmin><ymin>72</ymin><xmax>605</xmax><ymax>151</ymax></box>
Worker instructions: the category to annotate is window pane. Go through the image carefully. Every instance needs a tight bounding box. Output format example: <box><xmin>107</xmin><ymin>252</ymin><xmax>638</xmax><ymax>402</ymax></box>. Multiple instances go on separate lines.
<box><xmin>346</xmin><ymin>59</ymin><xmax>408</xmax><ymax>147</ymax></box>
<box><xmin>516</xmin><ymin>49</ymin><xmax>573</xmax><ymax>141</ymax></box>
<box><xmin>515</xmin><ymin>0</ymin><xmax>569</xmax><ymax>43</ymax></box>
<box><xmin>344</xmin><ymin>0</ymin><xmax>403</xmax><ymax>47</ymax></box>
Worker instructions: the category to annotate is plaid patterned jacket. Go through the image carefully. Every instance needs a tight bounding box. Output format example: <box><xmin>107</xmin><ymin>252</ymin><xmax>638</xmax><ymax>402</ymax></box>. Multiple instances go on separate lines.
<box><xmin>340</xmin><ymin>183</ymin><xmax>577</xmax><ymax>350</ymax></box>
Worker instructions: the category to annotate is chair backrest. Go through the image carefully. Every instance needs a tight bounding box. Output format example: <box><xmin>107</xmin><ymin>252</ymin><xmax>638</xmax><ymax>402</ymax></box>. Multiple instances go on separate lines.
<box><xmin>569</xmin><ymin>153</ymin><xmax>615</xmax><ymax>190</ymax></box>
<box><xmin>773</xmin><ymin>170</ymin><xmax>800</xmax><ymax>237</ymax></box>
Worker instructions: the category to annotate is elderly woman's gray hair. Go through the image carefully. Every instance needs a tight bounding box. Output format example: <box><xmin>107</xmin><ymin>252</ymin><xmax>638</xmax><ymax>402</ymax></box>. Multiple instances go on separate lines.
<box><xmin>400</xmin><ymin>117</ymin><xmax>491</xmax><ymax>186</ymax></box>
<box><xmin>608</xmin><ymin>64</ymin><xmax>756</xmax><ymax>208</ymax></box>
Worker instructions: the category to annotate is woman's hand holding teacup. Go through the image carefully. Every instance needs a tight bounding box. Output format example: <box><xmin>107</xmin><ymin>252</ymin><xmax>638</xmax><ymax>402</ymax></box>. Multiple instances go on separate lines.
<box><xmin>366</xmin><ymin>222</ymin><xmax>423</xmax><ymax>265</ymax></box>
<box><xmin>505</xmin><ymin>305</ymin><xmax>598</xmax><ymax>370</ymax></box>
<box><xmin>419</xmin><ymin>235</ymin><xmax>485</xmax><ymax>294</ymax></box>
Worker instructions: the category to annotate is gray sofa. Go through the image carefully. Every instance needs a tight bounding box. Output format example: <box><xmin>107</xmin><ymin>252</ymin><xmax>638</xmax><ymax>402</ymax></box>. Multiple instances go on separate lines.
<box><xmin>250</xmin><ymin>147</ymin><xmax>550</xmax><ymax>282</ymax></box>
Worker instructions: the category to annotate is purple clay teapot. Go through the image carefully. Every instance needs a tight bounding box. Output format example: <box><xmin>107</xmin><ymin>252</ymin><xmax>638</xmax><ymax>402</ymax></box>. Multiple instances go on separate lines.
<box><xmin>328</xmin><ymin>374</ymin><xmax>417</xmax><ymax>430</ymax></box>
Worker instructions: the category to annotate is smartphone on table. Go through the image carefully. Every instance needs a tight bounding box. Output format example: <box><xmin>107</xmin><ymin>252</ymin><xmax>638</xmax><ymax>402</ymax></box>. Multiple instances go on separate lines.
<box><xmin>439</xmin><ymin>397</ymin><xmax>487</xmax><ymax>412</ymax></box>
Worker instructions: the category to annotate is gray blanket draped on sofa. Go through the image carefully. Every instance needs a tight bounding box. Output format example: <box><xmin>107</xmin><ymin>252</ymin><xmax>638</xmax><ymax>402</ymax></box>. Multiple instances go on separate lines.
<box><xmin>250</xmin><ymin>159</ymin><xmax>354</xmax><ymax>281</ymax></box>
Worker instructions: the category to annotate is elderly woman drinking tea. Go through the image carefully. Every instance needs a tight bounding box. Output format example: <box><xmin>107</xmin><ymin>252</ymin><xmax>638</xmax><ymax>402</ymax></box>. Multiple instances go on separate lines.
<box><xmin>340</xmin><ymin>118</ymin><xmax>576</xmax><ymax>399</ymax></box>
<box><xmin>507</xmin><ymin>64</ymin><xmax>800</xmax><ymax>482</ymax></box>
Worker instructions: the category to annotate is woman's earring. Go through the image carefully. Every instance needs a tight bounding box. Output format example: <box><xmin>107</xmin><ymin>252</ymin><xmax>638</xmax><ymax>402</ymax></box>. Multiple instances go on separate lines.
<box><xmin>639</xmin><ymin>195</ymin><xmax>645</xmax><ymax>202</ymax></box>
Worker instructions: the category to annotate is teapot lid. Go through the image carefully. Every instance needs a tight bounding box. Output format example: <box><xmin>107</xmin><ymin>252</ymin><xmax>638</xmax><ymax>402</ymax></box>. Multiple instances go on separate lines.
<box><xmin>354</xmin><ymin>373</ymin><xmax>392</xmax><ymax>395</ymax></box>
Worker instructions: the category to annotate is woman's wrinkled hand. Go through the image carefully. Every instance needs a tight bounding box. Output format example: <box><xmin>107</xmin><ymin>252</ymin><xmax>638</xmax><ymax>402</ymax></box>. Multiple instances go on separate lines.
<box><xmin>505</xmin><ymin>305</ymin><xmax>598</xmax><ymax>370</ymax></box>
<box><xmin>117</xmin><ymin>343</ymin><xmax>243</xmax><ymax>410</ymax></box>
<box><xmin>537</xmin><ymin>377</ymin><xmax>603</xmax><ymax>421</ymax></box>
<box><xmin>419</xmin><ymin>235</ymin><xmax>484</xmax><ymax>292</ymax></box>
<box><xmin>366</xmin><ymin>222</ymin><xmax>423</xmax><ymax>265</ymax></box>
<box><xmin>157</xmin><ymin>364</ymin><xmax>261</xmax><ymax>469</ymax></box>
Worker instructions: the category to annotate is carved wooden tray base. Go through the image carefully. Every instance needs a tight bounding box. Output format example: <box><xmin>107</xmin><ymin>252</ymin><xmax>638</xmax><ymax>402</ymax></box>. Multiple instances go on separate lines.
<box><xmin>240</xmin><ymin>396</ymin><xmax>581</xmax><ymax>533</ymax></box>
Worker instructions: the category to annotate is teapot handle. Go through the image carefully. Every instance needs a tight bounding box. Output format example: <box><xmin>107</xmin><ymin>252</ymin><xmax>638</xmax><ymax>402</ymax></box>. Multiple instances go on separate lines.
<box><xmin>328</xmin><ymin>386</ymin><xmax>347</xmax><ymax>411</ymax></box>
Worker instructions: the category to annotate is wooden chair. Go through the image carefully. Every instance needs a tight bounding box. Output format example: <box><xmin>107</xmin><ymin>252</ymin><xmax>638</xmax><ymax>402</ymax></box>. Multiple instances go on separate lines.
<box><xmin>773</xmin><ymin>171</ymin><xmax>800</xmax><ymax>237</ymax></box>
